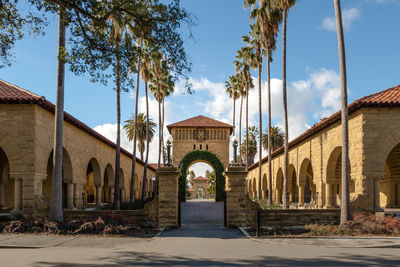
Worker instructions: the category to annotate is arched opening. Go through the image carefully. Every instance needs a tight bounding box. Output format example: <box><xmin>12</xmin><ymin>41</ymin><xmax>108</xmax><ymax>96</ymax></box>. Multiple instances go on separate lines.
<box><xmin>288</xmin><ymin>164</ymin><xmax>298</xmax><ymax>204</ymax></box>
<box><xmin>178</xmin><ymin>150</ymin><xmax>225</xmax><ymax>229</ymax></box>
<box><xmin>262</xmin><ymin>174</ymin><xmax>267</xmax><ymax>199</ymax></box>
<box><xmin>326</xmin><ymin>147</ymin><xmax>353</xmax><ymax>207</ymax></box>
<box><xmin>276</xmin><ymin>168</ymin><xmax>283</xmax><ymax>204</ymax></box>
<box><xmin>178</xmin><ymin>150</ymin><xmax>225</xmax><ymax>202</ymax></box>
<box><xmin>119</xmin><ymin>168</ymin><xmax>125</xmax><ymax>203</ymax></box>
<box><xmin>197</xmin><ymin>187</ymin><xmax>206</xmax><ymax>199</ymax></box>
<box><xmin>248</xmin><ymin>178</ymin><xmax>252</xmax><ymax>198</ymax></box>
<box><xmin>252</xmin><ymin>178</ymin><xmax>257</xmax><ymax>199</ymax></box>
<box><xmin>0</xmin><ymin>147</ymin><xmax>13</xmax><ymax>211</ymax></box>
<box><xmin>43</xmin><ymin>148</ymin><xmax>73</xmax><ymax>209</ymax></box>
<box><xmin>381</xmin><ymin>143</ymin><xmax>400</xmax><ymax>208</ymax></box>
<box><xmin>186</xmin><ymin>162</ymin><xmax>214</xmax><ymax>201</ymax></box>
<box><xmin>299</xmin><ymin>159</ymin><xmax>315</xmax><ymax>206</ymax></box>
<box><xmin>103</xmin><ymin>164</ymin><xmax>114</xmax><ymax>204</ymax></box>
<box><xmin>84</xmin><ymin>158</ymin><xmax>101</xmax><ymax>207</ymax></box>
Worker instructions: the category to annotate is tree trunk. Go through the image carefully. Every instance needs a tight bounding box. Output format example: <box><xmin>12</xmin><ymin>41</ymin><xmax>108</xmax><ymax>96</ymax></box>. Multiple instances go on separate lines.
<box><xmin>282</xmin><ymin>9</ymin><xmax>289</xmax><ymax>209</ymax></box>
<box><xmin>233</xmin><ymin>98</ymin><xmax>236</xmax><ymax>137</ymax></box>
<box><xmin>113</xmin><ymin>42</ymin><xmax>121</xmax><ymax>210</ymax></box>
<box><xmin>239</xmin><ymin>95</ymin><xmax>243</xmax><ymax>164</ymax></box>
<box><xmin>267</xmin><ymin>50</ymin><xmax>272</xmax><ymax>206</ymax></box>
<box><xmin>334</xmin><ymin>0</ymin><xmax>351</xmax><ymax>224</ymax></box>
<box><xmin>162</xmin><ymin>99</ymin><xmax>166</xmax><ymax>165</ymax></box>
<box><xmin>130</xmin><ymin>50</ymin><xmax>142</xmax><ymax>203</ymax></box>
<box><xmin>258</xmin><ymin>60</ymin><xmax>262</xmax><ymax>200</ymax></box>
<box><xmin>157</xmin><ymin>84</ymin><xmax>161</xmax><ymax>168</ymax></box>
<box><xmin>246</xmin><ymin>84</ymin><xmax>249</xmax><ymax>169</ymax></box>
<box><xmin>142</xmin><ymin>81</ymin><xmax>150</xmax><ymax>200</ymax></box>
<box><xmin>49</xmin><ymin>8</ymin><xmax>65</xmax><ymax>222</ymax></box>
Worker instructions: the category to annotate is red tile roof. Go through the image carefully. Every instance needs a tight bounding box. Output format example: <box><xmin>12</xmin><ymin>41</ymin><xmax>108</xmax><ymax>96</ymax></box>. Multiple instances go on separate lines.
<box><xmin>248</xmin><ymin>84</ymin><xmax>400</xmax><ymax>170</ymax></box>
<box><xmin>0</xmin><ymin>79</ymin><xmax>156</xmax><ymax>171</ymax></box>
<box><xmin>194</xmin><ymin>176</ymin><xmax>208</xmax><ymax>181</ymax></box>
<box><xmin>167</xmin><ymin>115</ymin><xmax>233</xmax><ymax>134</ymax></box>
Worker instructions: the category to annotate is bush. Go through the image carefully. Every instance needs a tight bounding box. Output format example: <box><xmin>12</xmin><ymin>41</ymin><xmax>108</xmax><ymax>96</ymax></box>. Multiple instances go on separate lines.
<box><xmin>2</xmin><ymin>216</ymin><xmax>148</xmax><ymax>236</ymax></box>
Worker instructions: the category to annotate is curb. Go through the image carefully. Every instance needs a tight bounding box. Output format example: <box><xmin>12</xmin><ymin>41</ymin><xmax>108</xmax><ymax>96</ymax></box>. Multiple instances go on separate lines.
<box><xmin>238</xmin><ymin>227</ymin><xmax>251</xmax><ymax>238</ymax></box>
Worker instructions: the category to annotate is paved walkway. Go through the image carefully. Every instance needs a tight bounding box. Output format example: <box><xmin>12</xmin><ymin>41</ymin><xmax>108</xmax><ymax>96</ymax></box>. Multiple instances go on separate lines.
<box><xmin>2</xmin><ymin>201</ymin><xmax>400</xmax><ymax>266</ymax></box>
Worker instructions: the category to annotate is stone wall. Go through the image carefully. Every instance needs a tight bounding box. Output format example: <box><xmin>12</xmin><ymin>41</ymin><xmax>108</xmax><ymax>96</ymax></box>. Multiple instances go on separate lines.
<box><xmin>64</xmin><ymin>198</ymin><xmax>159</xmax><ymax>228</ymax></box>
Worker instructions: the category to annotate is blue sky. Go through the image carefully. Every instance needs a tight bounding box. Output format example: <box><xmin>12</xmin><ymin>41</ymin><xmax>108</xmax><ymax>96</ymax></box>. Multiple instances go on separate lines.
<box><xmin>1</xmin><ymin>0</ymin><xmax>400</xmax><ymax>177</ymax></box>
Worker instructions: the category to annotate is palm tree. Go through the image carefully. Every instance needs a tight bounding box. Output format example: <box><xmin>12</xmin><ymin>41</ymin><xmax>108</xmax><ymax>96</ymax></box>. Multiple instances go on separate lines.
<box><xmin>123</xmin><ymin>113</ymin><xmax>156</xmax><ymax>161</ymax></box>
<box><xmin>240</xmin><ymin>126</ymin><xmax>259</xmax><ymax>166</ymax></box>
<box><xmin>225</xmin><ymin>75</ymin><xmax>241</xmax><ymax>137</ymax></box>
<box><xmin>107</xmin><ymin>12</ymin><xmax>129</xmax><ymax>210</ymax></box>
<box><xmin>234</xmin><ymin>47</ymin><xmax>255</xmax><ymax>168</ymax></box>
<box><xmin>126</xmin><ymin>19</ymin><xmax>153</xmax><ymax>203</ymax></box>
<box><xmin>334</xmin><ymin>0</ymin><xmax>350</xmax><ymax>225</ymax></box>
<box><xmin>49</xmin><ymin>8</ymin><xmax>66</xmax><ymax>222</ymax></box>
<box><xmin>262</xmin><ymin>126</ymin><xmax>284</xmax><ymax>152</ymax></box>
<box><xmin>149</xmin><ymin>51</ymin><xmax>167</xmax><ymax>168</ymax></box>
<box><xmin>274</xmin><ymin>0</ymin><xmax>295</xmax><ymax>209</ymax></box>
<box><xmin>243</xmin><ymin>22</ymin><xmax>265</xmax><ymax>199</ymax></box>
<box><xmin>140</xmin><ymin>44</ymin><xmax>153</xmax><ymax>199</ymax></box>
<box><xmin>258</xmin><ymin>0</ymin><xmax>282</xmax><ymax>205</ymax></box>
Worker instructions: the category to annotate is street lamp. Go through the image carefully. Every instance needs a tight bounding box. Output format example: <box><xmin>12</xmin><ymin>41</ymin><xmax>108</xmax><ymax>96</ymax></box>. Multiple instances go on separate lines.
<box><xmin>231</xmin><ymin>136</ymin><xmax>239</xmax><ymax>165</ymax></box>
<box><xmin>166</xmin><ymin>135</ymin><xmax>173</xmax><ymax>167</ymax></box>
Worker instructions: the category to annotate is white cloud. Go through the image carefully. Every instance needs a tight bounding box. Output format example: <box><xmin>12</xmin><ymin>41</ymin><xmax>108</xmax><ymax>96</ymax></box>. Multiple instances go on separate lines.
<box><xmin>322</xmin><ymin>8</ymin><xmax>360</xmax><ymax>32</ymax></box>
<box><xmin>93</xmin><ymin>68</ymin><xmax>342</xmax><ymax>165</ymax></box>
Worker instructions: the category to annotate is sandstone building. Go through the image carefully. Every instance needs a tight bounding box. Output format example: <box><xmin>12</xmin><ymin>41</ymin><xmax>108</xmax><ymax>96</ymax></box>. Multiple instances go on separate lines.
<box><xmin>248</xmin><ymin>84</ymin><xmax>400</xmax><ymax>212</ymax></box>
<box><xmin>0</xmin><ymin>79</ymin><xmax>156</xmax><ymax>216</ymax></box>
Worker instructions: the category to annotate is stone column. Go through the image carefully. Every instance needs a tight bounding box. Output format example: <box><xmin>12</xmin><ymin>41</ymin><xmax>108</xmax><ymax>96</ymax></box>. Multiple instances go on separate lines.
<box><xmin>298</xmin><ymin>185</ymin><xmax>305</xmax><ymax>206</ymax></box>
<box><xmin>374</xmin><ymin>178</ymin><xmax>382</xmax><ymax>211</ymax></box>
<box><xmin>75</xmin><ymin>183</ymin><xmax>84</xmax><ymax>209</ymax></box>
<box><xmin>66</xmin><ymin>183</ymin><xmax>74</xmax><ymax>209</ymax></box>
<box><xmin>224</xmin><ymin>166</ymin><xmax>248</xmax><ymax>227</ymax></box>
<box><xmin>325</xmin><ymin>182</ymin><xmax>333</xmax><ymax>208</ymax></box>
<box><xmin>12</xmin><ymin>178</ymin><xmax>22</xmax><ymax>213</ymax></box>
<box><xmin>96</xmin><ymin>186</ymin><xmax>102</xmax><ymax>207</ymax></box>
<box><xmin>157</xmin><ymin>167</ymin><xmax>179</xmax><ymax>228</ymax></box>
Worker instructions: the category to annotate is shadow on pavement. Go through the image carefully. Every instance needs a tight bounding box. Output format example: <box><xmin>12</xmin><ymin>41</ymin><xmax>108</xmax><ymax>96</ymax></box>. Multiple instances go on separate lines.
<box><xmin>35</xmin><ymin>251</ymin><xmax>400</xmax><ymax>266</ymax></box>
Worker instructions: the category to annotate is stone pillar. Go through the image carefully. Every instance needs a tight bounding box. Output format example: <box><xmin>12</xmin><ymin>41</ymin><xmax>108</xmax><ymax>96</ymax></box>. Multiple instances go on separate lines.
<box><xmin>374</xmin><ymin>178</ymin><xmax>382</xmax><ymax>211</ymax></box>
<box><xmin>224</xmin><ymin>166</ymin><xmax>248</xmax><ymax>227</ymax></box>
<box><xmin>66</xmin><ymin>183</ymin><xmax>74</xmax><ymax>209</ymax></box>
<box><xmin>75</xmin><ymin>183</ymin><xmax>84</xmax><ymax>209</ymax></box>
<box><xmin>12</xmin><ymin>178</ymin><xmax>22</xmax><ymax>213</ymax></box>
<box><xmin>157</xmin><ymin>167</ymin><xmax>179</xmax><ymax>228</ymax></box>
<box><xmin>325</xmin><ymin>182</ymin><xmax>333</xmax><ymax>208</ymax></box>
<box><xmin>299</xmin><ymin>185</ymin><xmax>305</xmax><ymax>206</ymax></box>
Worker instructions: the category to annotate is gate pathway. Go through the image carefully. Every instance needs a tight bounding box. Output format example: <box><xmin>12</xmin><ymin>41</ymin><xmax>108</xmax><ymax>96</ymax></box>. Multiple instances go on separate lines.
<box><xmin>160</xmin><ymin>199</ymin><xmax>244</xmax><ymax>239</ymax></box>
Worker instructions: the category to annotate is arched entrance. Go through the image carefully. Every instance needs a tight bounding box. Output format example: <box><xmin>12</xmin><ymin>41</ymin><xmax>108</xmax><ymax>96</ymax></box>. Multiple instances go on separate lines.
<box><xmin>43</xmin><ymin>148</ymin><xmax>73</xmax><ymax>209</ymax></box>
<box><xmin>178</xmin><ymin>150</ymin><xmax>225</xmax><ymax>202</ymax></box>
<box><xmin>178</xmin><ymin>150</ymin><xmax>225</xmax><ymax>229</ymax></box>
<box><xmin>0</xmin><ymin>147</ymin><xmax>13</xmax><ymax>211</ymax></box>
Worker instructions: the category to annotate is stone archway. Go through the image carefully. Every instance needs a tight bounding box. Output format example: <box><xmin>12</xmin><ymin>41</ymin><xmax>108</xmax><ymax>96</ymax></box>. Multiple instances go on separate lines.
<box><xmin>178</xmin><ymin>150</ymin><xmax>225</xmax><ymax>202</ymax></box>
<box><xmin>0</xmin><ymin>147</ymin><xmax>13</xmax><ymax>211</ymax></box>
<box><xmin>43</xmin><ymin>148</ymin><xmax>73</xmax><ymax>209</ymax></box>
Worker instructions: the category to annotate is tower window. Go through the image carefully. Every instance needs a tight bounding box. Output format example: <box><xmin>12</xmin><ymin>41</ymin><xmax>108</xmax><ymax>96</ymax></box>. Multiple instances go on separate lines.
<box><xmin>206</xmin><ymin>144</ymin><xmax>208</xmax><ymax>151</ymax></box>
<box><xmin>200</xmin><ymin>144</ymin><xmax>202</xmax><ymax>150</ymax></box>
<box><xmin>193</xmin><ymin>144</ymin><xmax>196</xmax><ymax>150</ymax></box>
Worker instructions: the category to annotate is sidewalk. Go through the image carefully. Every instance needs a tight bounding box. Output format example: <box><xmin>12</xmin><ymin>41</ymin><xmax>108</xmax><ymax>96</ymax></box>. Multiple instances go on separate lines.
<box><xmin>0</xmin><ymin>234</ymin><xmax>153</xmax><ymax>249</ymax></box>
